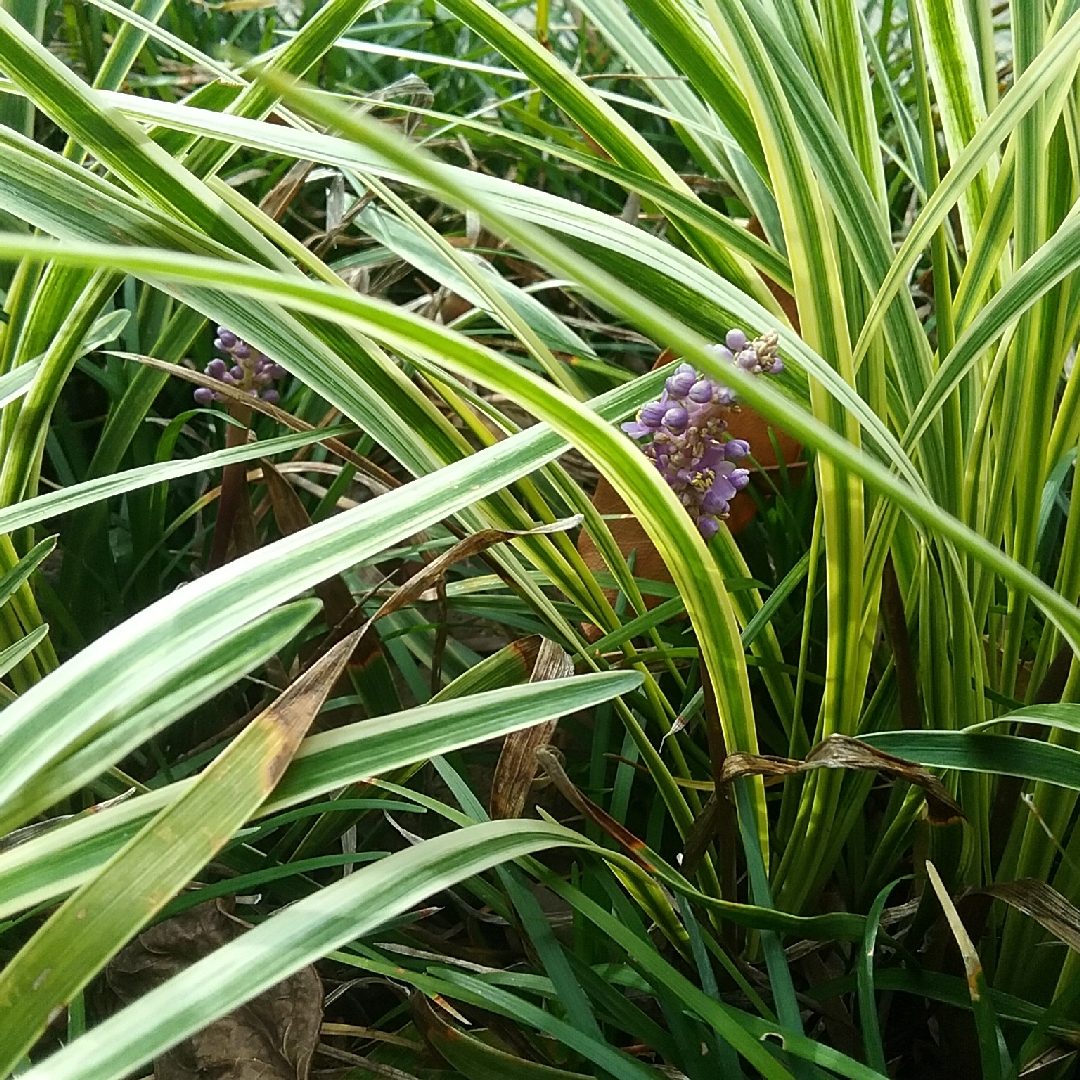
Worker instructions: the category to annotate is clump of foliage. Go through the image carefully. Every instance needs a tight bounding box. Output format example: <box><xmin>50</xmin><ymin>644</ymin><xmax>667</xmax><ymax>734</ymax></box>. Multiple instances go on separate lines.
<box><xmin>2</xmin><ymin>0</ymin><xmax>1080</xmax><ymax>1078</ymax></box>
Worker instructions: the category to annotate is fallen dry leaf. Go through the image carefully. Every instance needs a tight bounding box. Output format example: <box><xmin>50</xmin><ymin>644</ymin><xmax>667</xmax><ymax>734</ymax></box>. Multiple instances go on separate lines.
<box><xmin>107</xmin><ymin>901</ymin><xmax>322</xmax><ymax>1080</ymax></box>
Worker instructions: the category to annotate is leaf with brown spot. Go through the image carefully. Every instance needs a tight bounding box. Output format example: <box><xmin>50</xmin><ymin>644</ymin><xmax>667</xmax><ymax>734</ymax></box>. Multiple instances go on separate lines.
<box><xmin>926</xmin><ymin>861</ymin><xmax>1006</xmax><ymax>1079</ymax></box>
<box><xmin>489</xmin><ymin>639</ymin><xmax>573</xmax><ymax>819</ymax></box>
<box><xmin>0</xmin><ymin>619</ymin><xmax>358</xmax><ymax>1071</ymax></box>
<box><xmin>720</xmin><ymin>734</ymin><xmax>964</xmax><ymax>825</ymax></box>
<box><xmin>107</xmin><ymin>900</ymin><xmax>322</xmax><ymax>1080</ymax></box>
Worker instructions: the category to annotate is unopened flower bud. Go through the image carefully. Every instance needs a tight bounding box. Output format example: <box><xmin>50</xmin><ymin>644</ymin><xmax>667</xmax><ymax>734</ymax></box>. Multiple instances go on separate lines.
<box><xmin>663</xmin><ymin>406</ymin><xmax>689</xmax><ymax>432</ymax></box>
<box><xmin>666</xmin><ymin>368</ymin><xmax>696</xmax><ymax>398</ymax></box>
<box><xmin>698</xmin><ymin>516</ymin><xmax>720</xmax><ymax>540</ymax></box>
<box><xmin>689</xmin><ymin>379</ymin><xmax>714</xmax><ymax>404</ymax></box>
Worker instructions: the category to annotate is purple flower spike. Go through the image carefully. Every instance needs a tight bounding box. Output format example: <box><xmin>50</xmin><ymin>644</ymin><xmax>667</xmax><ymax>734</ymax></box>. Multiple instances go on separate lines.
<box><xmin>196</xmin><ymin>329</ymin><xmax>289</xmax><ymax>407</ymax></box>
<box><xmin>619</xmin><ymin>327</ymin><xmax>780</xmax><ymax>535</ymax></box>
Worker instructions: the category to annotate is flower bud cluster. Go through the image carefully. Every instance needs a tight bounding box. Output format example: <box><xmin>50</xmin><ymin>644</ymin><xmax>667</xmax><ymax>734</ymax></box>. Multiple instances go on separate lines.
<box><xmin>621</xmin><ymin>328</ymin><xmax>781</xmax><ymax>540</ymax></box>
<box><xmin>193</xmin><ymin>328</ymin><xmax>288</xmax><ymax>406</ymax></box>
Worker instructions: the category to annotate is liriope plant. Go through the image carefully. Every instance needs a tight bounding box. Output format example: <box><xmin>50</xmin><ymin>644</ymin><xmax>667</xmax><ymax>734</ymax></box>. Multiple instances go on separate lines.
<box><xmin>3</xmin><ymin>0</ymin><xmax>1080</xmax><ymax>1076</ymax></box>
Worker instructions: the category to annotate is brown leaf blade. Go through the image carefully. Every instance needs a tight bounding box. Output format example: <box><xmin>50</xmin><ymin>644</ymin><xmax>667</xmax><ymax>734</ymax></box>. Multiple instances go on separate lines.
<box><xmin>489</xmin><ymin>639</ymin><xmax>573</xmax><ymax>819</ymax></box>
<box><xmin>978</xmin><ymin>879</ymin><xmax>1080</xmax><ymax>954</ymax></box>
<box><xmin>720</xmin><ymin>734</ymin><xmax>964</xmax><ymax>825</ymax></box>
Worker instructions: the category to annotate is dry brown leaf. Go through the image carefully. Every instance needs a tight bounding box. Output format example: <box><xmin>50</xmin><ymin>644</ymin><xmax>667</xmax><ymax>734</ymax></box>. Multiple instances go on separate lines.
<box><xmin>720</xmin><ymin>734</ymin><xmax>964</xmax><ymax>825</ymax></box>
<box><xmin>976</xmin><ymin>879</ymin><xmax>1080</xmax><ymax>954</ymax></box>
<box><xmin>535</xmin><ymin>746</ymin><xmax>654</xmax><ymax>869</ymax></box>
<box><xmin>261</xmin><ymin>458</ymin><xmax>355</xmax><ymax>628</ymax></box>
<box><xmin>489</xmin><ymin>639</ymin><xmax>573</xmax><ymax>819</ymax></box>
<box><xmin>258</xmin><ymin>159</ymin><xmax>314</xmax><ymax>222</ymax></box>
<box><xmin>107</xmin><ymin>901</ymin><xmax>322</xmax><ymax>1080</ymax></box>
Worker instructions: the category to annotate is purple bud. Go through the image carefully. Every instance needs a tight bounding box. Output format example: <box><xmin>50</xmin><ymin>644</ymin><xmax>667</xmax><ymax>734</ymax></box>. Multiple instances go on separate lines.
<box><xmin>769</xmin><ymin>357</ymin><xmax>784</xmax><ymax>374</ymax></box>
<box><xmin>193</xmin><ymin>387</ymin><xmax>214</xmax><ymax>406</ymax></box>
<box><xmin>230</xmin><ymin>365</ymin><xmax>244</xmax><ymax>381</ymax></box>
<box><xmin>737</xmin><ymin>349</ymin><xmax>758</xmax><ymax>371</ymax></box>
<box><xmin>216</xmin><ymin>328</ymin><xmax>237</xmax><ymax>350</ymax></box>
<box><xmin>701</xmin><ymin>485</ymin><xmax>731</xmax><ymax>516</ymax></box>
<box><xmin>639</xmin><ymin>400</ymin><xmax>667</xmax><ymax>427</ymax></box>
<box><xmin>666</xmin><ymin>370</ymin><xmax>696</xmax><ymax>398</ymax></box>
<box><xmin>698</xmin><ymin>515</ymin><xmax>720</xmax><ymax>540</ymax></box>
<box><xmin>708</xmin><ymin>345</ymin><xmax>735</xmax><ymax>364</ymax></box>
<box><xmin>729</xmin><ymin>468</ymin><xmax>751</xmax><ymax>490</ymax></box>
<box><xmin>663</xmin><ymin>406</ymin><xmax>689</xmax><ymax>432</ymax></box>
<box><xmin>232</xmin><ymin>342</ymin><xmax>252</xmax><ymax>361</ymax></box>
<box><xmin>206</xmin><ymin>358</ymin><xmax>227</xmax><ymax>380</ymax></box>
<box><xmin>724</xmin><ymin>439</ymin><xmax>751</xmax><ymax>460</ymax></box>
<box><xmin>726</xmin><ymin>328</ymin><xmax>747</xmax><ymax>352</ymax></box>
<box><xmin>268</xmin><ymin>364</ymin><xmax>288</xmax><ymax>380</ymax></box>
<box><xmin>261</xmin><ymin>389</ymin><xmax>280</xmax><ymax>405</ymax></box>
<box><xmin>688</xmin><ymin>379</ymin><xmax>714</xmax><ymax>404</ymax></box>
<box><xmin>714</xmin><ymin>385</ymin><xmax>736</xmax><ymax>405</ymax></box>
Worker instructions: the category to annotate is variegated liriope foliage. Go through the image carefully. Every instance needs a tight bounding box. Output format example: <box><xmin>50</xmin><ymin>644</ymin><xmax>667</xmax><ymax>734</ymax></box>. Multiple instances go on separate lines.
<box><xmin>2</xmin><ymin>0</ymin><xmax>1080</xmax><ymax>1075</ymax></box>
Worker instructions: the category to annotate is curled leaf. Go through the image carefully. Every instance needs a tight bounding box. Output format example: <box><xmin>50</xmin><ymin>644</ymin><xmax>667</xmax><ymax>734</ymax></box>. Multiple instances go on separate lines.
<box><xmin>720</xmin><ymin>734</ymin><xmax>964</xmax><ymax>825</ymax></box>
